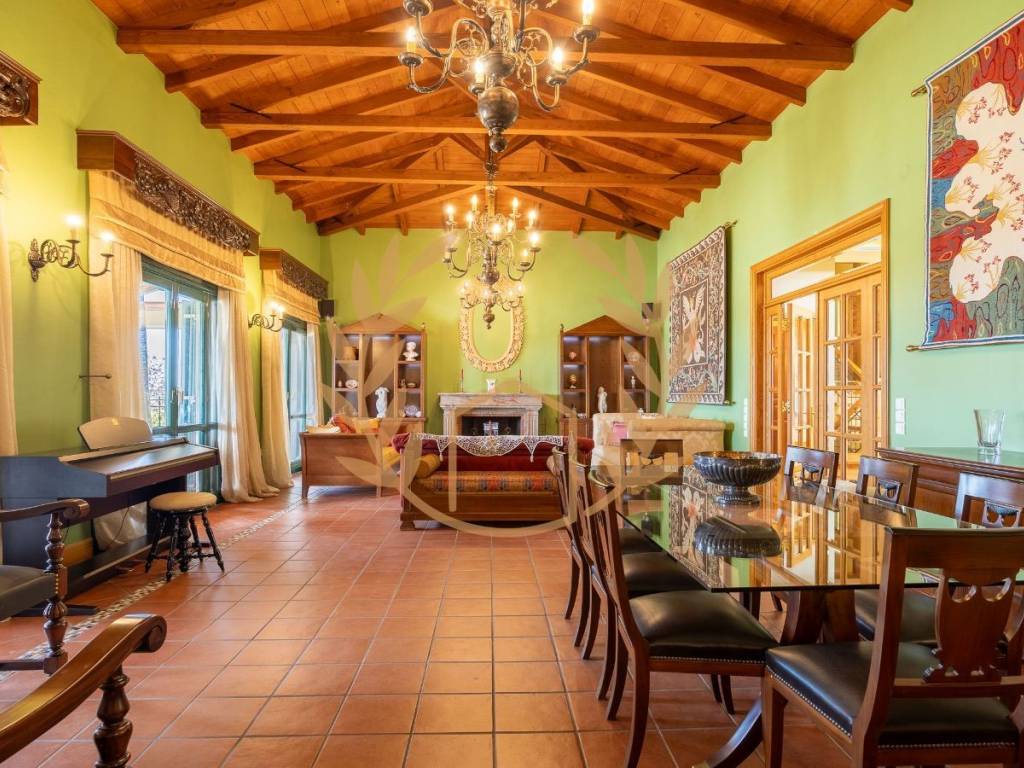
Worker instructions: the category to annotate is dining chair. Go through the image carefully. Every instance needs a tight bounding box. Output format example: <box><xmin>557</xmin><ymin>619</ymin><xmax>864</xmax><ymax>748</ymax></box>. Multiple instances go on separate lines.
<box><xmin>854</xmin><ymin>455</ymin><xmax>918</xmax><ymax>506</ymax></box>
<box><xmin>782</xmin><ymin>445</ymin><xmax>839</xmax><ymax>487</ymax></box>
<box><xmin>763</xmin><ymin>526</ymin><xmax>1024</xmax><ymax>768</ymax></box>
<box><xmin>589</xmin><ymin>472</ymin><xmax>778</xmax><ymax>768</ymax></box>
<box><xmin>570</xmin><ymin>461</ymin><xmax>703</xmax><ymax>702</ymax></box>
<box><xmin>854</xmin><ymin>472</ymin><xmax>1024</xmax><ymax>643</ymax></box>
<box><xmin>550</xmin><ymin>448</ymin><xmax>586</xmax><ymax>625</ymax></box>
<box><xmin>619</xmin><ymin>438</ymin><xmax>684</xmax><ymax>480</ymax></box>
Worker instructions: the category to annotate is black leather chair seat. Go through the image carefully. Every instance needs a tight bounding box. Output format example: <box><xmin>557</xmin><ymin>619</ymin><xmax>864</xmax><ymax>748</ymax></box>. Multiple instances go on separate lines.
<box><xmin>619</xmin><ymin>526</ymin><xmax>660</xmax><ymax>554</ymax></box>
<box><xmin>630</xmin><ymin>590</ymin><xmax>778</xmax><ymax>662</ymax></box>
<box><xmin>854</xmin><ymin>589</ymin><xmax>937</xmax><ymax>643</ymax></box>
<box><xmin>767</xmin><ymin>641</ymin><xmax>1017</xmax><ymax>747</ymax></box>
<box><xmin>0</xmin><ymin>566</ymin><xmax>54</xmax><ymax>619</ymax></box>
<box><xmin>623</xmin><ymin>552</ymin><xmax>701</xmax><ymax>596</ymax></box>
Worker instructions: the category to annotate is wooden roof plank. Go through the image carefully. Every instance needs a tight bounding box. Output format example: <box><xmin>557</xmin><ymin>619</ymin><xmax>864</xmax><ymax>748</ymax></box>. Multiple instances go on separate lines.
<box><xmin>319</xmin><ymin>184</ymin><xmax>482</xmax><ymax>234</ymax></box>
<box><xmin>510</xmin><ymin>186</ymin><xmax>660</xmax><ymax>241</ymax></box>
<box><xmin>656</xmin><ymin>0</ymin><xmax>852</xmax><ymax>46</ymax></box>
<box><xmin>143</xmin><ymin>0</ymin><xmax>279</xmax><ymax>29</ymax></box>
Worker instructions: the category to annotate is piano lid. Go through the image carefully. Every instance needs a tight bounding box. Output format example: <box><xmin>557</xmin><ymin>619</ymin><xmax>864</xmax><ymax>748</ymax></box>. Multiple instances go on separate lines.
<box><xmin>14</xmin><ymin>435</ymin><xmax>189</xmax><ymax>462</ymax></box>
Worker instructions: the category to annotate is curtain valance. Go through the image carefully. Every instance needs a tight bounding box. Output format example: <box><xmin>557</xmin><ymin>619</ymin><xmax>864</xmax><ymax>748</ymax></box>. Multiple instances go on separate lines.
<box><xmin>262</xmin><ymin>267</ymin><xmax>320</xmax><ymax>324</ymax></box>
<box><xmin>87</xmin><ymin>171</ymin><xmax>246</xmax><ymax>292</ymax></box>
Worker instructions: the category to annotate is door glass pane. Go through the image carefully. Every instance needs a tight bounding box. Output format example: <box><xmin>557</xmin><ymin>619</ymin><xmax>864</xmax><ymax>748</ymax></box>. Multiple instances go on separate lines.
<box><xmin>282</xmin><ymin>320</ymin><xmax>311</xmax><ymax>466</ymax></box>
<box><xmin>845</xmin><ymin>291</ymin><xmax>861</xmax><ymax>338</ymax></box>
<box><xmin>177</xmin><ymin>293</ymin><xmax>207</xmax><ymax>430</ymax></box>
<box><xmin>825</xmin><ymin>297</ymin><xmax>840</xmax><ymax>340</ymax></box>
<box><xmin>825</xmin><ymin>390</ymin><xmax>841</xmax><ymax>432</ymax></box>
<box><xmin>141</xmin><ymin>283</ymin><xmax>171</xmax><ymax>429</ymax></box>
<box><xmin>825</xmin><ymin>343</ymin><xmax>840</xmax><ymax>386</ymax></box>
<box><xmin>844</xmin><ymin>341</ymin><xmax>862</xmax><ymax>385</ymax></box>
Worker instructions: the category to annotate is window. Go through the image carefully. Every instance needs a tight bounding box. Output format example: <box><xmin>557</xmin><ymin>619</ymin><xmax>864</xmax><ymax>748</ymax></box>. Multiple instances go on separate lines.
<box><xmin>282</xmin><ymin>317</ymin><xmax>314</xmax><ymax>470</ymax></box>
<box><xmin>140</xmin><ymin>258</ymin><xmax>217</xmax><ymax>491</ymax></box>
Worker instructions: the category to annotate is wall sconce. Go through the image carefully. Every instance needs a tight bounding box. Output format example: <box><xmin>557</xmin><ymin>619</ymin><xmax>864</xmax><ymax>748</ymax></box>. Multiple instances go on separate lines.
<box><xmin>27</xmin><ymin>215</ymin><xmax>115</xmax><ymax>282</ymax></box>
<box><xmin>249</xmin><ymin>301</ymin><xmax>284</xmax><ymax>332</ymax></box>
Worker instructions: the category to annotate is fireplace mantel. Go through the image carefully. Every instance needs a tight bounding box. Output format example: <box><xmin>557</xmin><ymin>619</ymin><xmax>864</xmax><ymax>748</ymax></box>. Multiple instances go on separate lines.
<box><xmin>438</xmin><ymin>393</ymin><xmax>542</xmax><ymax>436</ymax></box>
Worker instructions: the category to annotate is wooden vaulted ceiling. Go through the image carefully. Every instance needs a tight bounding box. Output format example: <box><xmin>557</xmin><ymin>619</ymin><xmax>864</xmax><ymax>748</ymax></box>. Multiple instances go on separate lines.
<box><xmin>93</xmin><ymin>0</ymin><xmax>910</xmax><ymax>239</ymax></box>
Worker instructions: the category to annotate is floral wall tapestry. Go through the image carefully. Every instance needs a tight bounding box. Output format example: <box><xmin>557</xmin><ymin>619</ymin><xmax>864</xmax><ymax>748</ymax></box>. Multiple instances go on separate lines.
<box><xmin>920</xmin><ymin>11</ymin><xmax>1024</xmax><ymax>348</ymax></box>
<box><xmin>667</xmin><ymin>226</ymin><xmax>726</xmax><ymax>404</ymax></box>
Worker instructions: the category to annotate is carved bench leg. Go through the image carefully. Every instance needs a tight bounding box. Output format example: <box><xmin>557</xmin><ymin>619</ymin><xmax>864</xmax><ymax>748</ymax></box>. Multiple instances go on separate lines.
<box><xmin>94</xmin><ymin>666</ymin><xmax>132</xmax><ymax>768</ymax></box>
<box><xmin>43</xmin><ymin>510</ymin><xmax>68</xmax><ymax>674</ymax></box>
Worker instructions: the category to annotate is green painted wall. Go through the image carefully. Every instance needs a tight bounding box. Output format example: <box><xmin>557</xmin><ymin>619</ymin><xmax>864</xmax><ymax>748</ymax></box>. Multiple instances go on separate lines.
<box><xmin>0</xmin><ymin>0</ymin><xmax>324</xmax><ymax>454</ymax></box>
<box><xmin>657</xmin><ymin>0</ymin><xmax>1024</xmax><ymax>453</ymax></box>
<box><xmin>325</xmin><ymin>229</ymin><xmax>657</xmax><ymax>434</ymax></box>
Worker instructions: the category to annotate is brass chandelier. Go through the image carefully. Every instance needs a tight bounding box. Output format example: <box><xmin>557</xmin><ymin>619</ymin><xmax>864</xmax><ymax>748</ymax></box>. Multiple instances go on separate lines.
<box><xmin>442</xmin><ymin>173</ymin><xmax>540</xmax><ymax>329</ymax></box>
<box><xmin>399</xmin><ymin>0</ymin><xmax>599</xmax><ymax>154</ymax></box>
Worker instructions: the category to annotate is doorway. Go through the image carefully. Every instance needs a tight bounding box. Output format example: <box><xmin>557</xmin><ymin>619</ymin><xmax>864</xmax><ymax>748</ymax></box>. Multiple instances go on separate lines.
<box><xmin>751</xmin><ymin>202</ymin><xmax>889</xmax><ymax>481</ymax></box>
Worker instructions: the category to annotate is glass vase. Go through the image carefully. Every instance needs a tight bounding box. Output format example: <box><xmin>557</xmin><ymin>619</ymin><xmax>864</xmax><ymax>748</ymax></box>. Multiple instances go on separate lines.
<box><xmin>974</xmin><ymin>409</ymin><xmax>1005</xmax><ymax>454</ymax></box>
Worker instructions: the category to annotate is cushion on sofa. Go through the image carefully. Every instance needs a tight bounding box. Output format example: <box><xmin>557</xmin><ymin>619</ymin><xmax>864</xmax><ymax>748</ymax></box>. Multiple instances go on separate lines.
<box><xmin>415</xmin><ymin>453</ymin><xmax>442</xmax><ymax>478</ymax></box>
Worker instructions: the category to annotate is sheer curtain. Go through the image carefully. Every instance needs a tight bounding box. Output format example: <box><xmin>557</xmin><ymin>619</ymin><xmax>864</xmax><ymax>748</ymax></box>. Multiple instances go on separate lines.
<box><xmin>260</xmin><ymin>326</ymin><xmax>292</xmax><ymax>488</ymax></box>
<box><xmin>0</xmin><ymin>142</ymin><xmax>16</xmax><ymax>455</ymax></box>
<box><xmin>215</xmin><ymin>288</ymin><xmax>278</xmax><ymax>502</ymax></box>
<box><xmin>89</xmin><ymin>241</ymin><xmax>146</xmax><ymax>548</ymax></box>
<box><xmin>306</xmin><ymin>322</ymin><xmax>323</xmax><ymax>426</ymax></box>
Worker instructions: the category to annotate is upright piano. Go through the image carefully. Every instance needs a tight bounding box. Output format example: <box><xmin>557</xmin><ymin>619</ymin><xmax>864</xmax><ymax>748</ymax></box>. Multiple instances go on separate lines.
<box><xmin>0</xmin><ymin>436</ymin><xmax>219</xmax><ymax>593</ymax></box>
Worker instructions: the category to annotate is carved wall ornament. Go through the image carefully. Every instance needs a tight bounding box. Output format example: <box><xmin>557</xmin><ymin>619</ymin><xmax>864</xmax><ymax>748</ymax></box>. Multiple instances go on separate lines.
<box><xmin>0</xmin><ymin>52</ymin><xmax>39</xmax><ymax>126</ymax></box>
<box><xmin>279</xmin><ymin>251</ymin><xmax>328</xmax><ymax>300</ymax></box>
<box><xmin>133</xmin><ymin>157</ymin><xmax>253</xmax><ymax>252</ymax></box>
<box><xmin>459</xmin><ymin>300</ymin><xmax>525</xmax><ymax>373</ymax></box>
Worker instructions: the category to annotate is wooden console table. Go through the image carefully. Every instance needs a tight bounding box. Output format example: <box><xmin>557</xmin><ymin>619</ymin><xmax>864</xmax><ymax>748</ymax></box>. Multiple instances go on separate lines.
<box><xmin>877</xmin><ymin>447</ymin><xmax>1024</xmax><ymax>517</ymax></box>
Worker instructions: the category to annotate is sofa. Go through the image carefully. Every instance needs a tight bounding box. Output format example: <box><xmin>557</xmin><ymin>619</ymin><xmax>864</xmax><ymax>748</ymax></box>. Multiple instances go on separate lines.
<box><xmin>393</xmin><ymin>433</ymin><xmax>593</xmax><ymax>531</ymax></box>
<box><xmin>590</xmin><ymin>412</ymin><xmax>730</xmax><ymax>467</ymax></box>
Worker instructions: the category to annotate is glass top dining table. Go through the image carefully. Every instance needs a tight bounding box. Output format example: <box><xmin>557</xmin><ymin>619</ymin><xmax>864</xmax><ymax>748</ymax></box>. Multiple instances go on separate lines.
<box><xmin>603</xmin><ymin>464</ymin><xmax>969</xmax><ymax>595</ymax></box>
<box><xmin>591</xmin><ymin>463</ymin><xmax>976</xmax><ymax>768</ymax></box>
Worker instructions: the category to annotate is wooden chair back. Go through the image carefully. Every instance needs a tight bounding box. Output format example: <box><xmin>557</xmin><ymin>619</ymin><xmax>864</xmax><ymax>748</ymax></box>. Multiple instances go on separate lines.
<box><xmin>782</xmin><ymin>445</ymin><xmax>839</xmax><ymax>487</ymax></box>
<box><xmin>619</xmin><ymin>438</ymin><xmax>683</xmax><ymax>479</ymax></box>
<box><xmin>855</xmin><ymin>456</ymin><xmax>918</xmax><ymax>506</ymax></box>
<box><xmin>571</xmin><ymin>460</ymin><xmax>600</xmax><ymax>565</ymax></box>
<box><xmin>551</xmin><ymin>448</ymin><xmax>584</xmax><ymax>549</ymax></box>
<box><xmin>954</xmin><ymin>472</ymin><xmax>1024</xmax><ymax>528</ymax></box>
<box><xmin>858</xmin><ymin>527</ymin><xmax>1024</xmax><ymax>743</ymax></box>
<box><xmin>588</xmin><ymin>472</ymin><xmax>642</xmax><ymax>637</ymax></box>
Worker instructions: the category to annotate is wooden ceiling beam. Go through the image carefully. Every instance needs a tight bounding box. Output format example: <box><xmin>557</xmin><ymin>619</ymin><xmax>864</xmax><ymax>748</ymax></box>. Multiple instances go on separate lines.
<box><xmin>254</xmin><ymin>166</ymin><xmax>720</xmax><ymax>189</ymax></box>
<box><xmin>879</xmin><ymin>0</ymin><xmax>912</xmax><ymax>10</ymax></box>
<box><xmin>576</xmin><ymin>136</ymin><xmax>706</xmax><ymax>178</ymax></box>
<box><xmin>118</xmin><ymin>30</ymin><xmax>853</xmax><ymax>69</ymax></box>
<box><xmin>159</xmin><ymin>2</ymin><xmax>454</xmax><ymax>93</ymax></box>
<box><xmin>231</xmin><ymin>83</ymin><xmax>424</xmax><ymax>152</ymax></box>
<box><xmin>509</xmin><ymin>186</ymin><xmax>660</xmax><ymax>241</ymax></box>
<box><xmin>141</xmin><ymin>0</ymin><xmax>278</xmax><ymax>29</ymax></box>
<box><xmin>549</xmin><ymin>152</ymin><xmax>670</xmax><ymax>231</ymax></box>
<box><xmin>656</xmin><ymin>0</ymin><xmax>851</xmax><ymax>46</ymax></box>
<box><xmin>319</xmin><ymin>185</ymin><xmax>482</xmax><ymax>235</ymax></box>
<box><xmin>202</xmin><ymin>112</ymin><xmax>771</xmax><ymax>140</ymax></box>
<box><xmin>535</xmin><ymin>5</ymin><xmax>807</xmax><ymax>106</ymax></box>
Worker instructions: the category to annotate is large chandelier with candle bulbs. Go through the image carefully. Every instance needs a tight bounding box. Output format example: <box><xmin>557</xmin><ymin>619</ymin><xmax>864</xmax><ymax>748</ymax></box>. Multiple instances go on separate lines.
<box><xmin>443</xmin><ymin>176</ymin><xmax>541</xmax><ymax>329</ymax></box>
<box><xmin>399</xmin><ymin>0</ymin><xmax>599</xmax><ymax>154</ymax></box>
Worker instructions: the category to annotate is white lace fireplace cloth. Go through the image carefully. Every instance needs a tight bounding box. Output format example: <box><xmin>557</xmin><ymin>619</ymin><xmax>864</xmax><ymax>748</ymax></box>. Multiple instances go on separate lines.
<box><xmin>411</xmin><ymin>433</ymin><xmax>564</xmax><ymax>460</ymax></box>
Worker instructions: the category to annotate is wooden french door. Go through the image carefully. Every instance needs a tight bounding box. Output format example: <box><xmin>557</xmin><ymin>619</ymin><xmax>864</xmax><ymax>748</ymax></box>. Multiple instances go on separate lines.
<box><xmin>819</xmin><ymin>273</ymin><xmax>884</xmax><ymax>480</ymax></box>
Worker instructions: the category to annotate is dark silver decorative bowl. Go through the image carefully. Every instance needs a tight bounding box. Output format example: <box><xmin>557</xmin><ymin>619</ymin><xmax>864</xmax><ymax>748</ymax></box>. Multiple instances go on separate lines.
<box><xmin>694</xmin><ymin>516</ymin><xmax>782</xmax><ymax>558</ymax></box>
<box><xmin>692</xmin><ymin>451</ymin><xmax>782</xmax><ymax>505</ymax></box>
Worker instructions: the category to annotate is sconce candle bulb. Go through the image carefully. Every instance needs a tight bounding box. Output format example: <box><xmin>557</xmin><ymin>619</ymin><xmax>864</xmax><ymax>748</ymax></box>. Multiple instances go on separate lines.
<box><xmin>27</xmin><ymin>215</ymin><xmax>114</xmax><ymax>282</ymax></box>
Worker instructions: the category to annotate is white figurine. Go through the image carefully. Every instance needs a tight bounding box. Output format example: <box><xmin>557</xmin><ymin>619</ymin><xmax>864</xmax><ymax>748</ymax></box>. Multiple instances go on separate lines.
<box><xmin>486</xmin><ymin>378</ymin><xmax>496</xmax><ymax>393</ymax></box>
<box><xmin>597</xmin><ymin>386</ymin><xmax>608</xmax><ymax>414</ymax></box>
<box><xmin>402</xmin><ymin>341</ymin><xmax>419</xmax><ymax>361</ymax></box>
<box><xmin>374</xmin><ymin>386</ymin><xmax>389</xmax><ymax>417</ymax></box>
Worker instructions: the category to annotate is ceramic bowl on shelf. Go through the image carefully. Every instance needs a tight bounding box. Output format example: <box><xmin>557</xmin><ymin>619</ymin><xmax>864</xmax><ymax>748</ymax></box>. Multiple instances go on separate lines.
<box><xmin>692</xmin><ymin>451</ymin><xmax>782</xmax><ymax>505</ymax></box>
<box><xmin>344</xmin><ymin>379</ymin><xmax>358</xmax><ymax>389</ymax></box>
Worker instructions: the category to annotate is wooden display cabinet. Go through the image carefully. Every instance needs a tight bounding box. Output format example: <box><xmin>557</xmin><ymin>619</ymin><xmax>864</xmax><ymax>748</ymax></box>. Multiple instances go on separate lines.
<box><xmin>332</xmin><ymin>314</ymin><xmax>427</xmax><ymax>423</ymax></box>
<box><xmin>558</xmin><ymin>315</ymin><xmax>652</xmax><ymax>437</ymax></box>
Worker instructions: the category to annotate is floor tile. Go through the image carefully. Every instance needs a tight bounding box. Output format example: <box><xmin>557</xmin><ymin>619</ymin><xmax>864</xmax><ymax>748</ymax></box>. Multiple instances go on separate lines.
<box><xmin>164</xmin><ymin>697</ymin><xmax>265</xmax><ymax>737</ymax></box>
<box><xmin>494</xmin><ymin>662</ymin><xmax>564</xmax><ymax>693</ymax></box>
<box><xmin>421</xmin><ymin>661</ymin><xmax>493</xmax><ymax>694</ymax></box>
<box><xmin>314</xmin><ymin>735</ymin><xmax>408</xmax><ymax>768</ymax></box>
<box><xmin>331</xmin><ymin>694</ymin><xmax>418</xmax><ymax>734</ymax></box>
<box><xmin>430</xmin><ymin>637</ymin><xmax>492</xmax><ymax>662</ymax></box>
<box><xmin>247</xmin><ymin>695</ymin><xmax>342</xmax><ymax>735</ymax></box>
<box><xmin>405</xmin><ymin>734</ymin><xmax>493</xmax><ymax>768</ymax></box>
<box><xmin>495</xmin><ymin>732</ymin><xmax>584</xmax><ymax>768</ymax></box>
<box><xmin>495</xmin><ymin>693</ymin><xmax>575</xmax><ymax>732</ymax></box>
<box><xmin>201</xmin><ymin>665</ymin><xmax>289</xmax><ymax>697</ymax></box>
<box><xmin>413</xmin><ymin>693</ymin><xmax>493</xmax><ymax>733</ymax></box>
<box><xmin>223</xmin><ymin>735</ymin><xmax>322</xmax><ymax>768</ymax></box>
<box><xmin>349</xmin><ymin>662</ymin><xmax>426</xmax><ymax>695</ymax></box>
<box><xmin>135</xmin><ymin>738</ymin><xmax>238</xmax><ymax>767</ymax></box>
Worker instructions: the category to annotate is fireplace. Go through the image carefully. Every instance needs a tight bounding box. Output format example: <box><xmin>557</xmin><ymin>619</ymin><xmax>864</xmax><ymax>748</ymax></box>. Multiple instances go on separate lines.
<box><xmin>438</xmin><ymin>393</ymin><xmax>543</xmax><ymax>436</ymax></box>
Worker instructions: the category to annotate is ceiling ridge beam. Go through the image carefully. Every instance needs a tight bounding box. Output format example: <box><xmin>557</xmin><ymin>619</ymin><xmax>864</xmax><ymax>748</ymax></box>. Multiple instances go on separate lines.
<box><xmin>117</xmin><ymin>30</ymin><xmax>853</xmax><ymax>69</ymax></box>
<box><xmin>201</xmin><ymin>112</ymin><xmax>772</xmax><ymax>140</ymax></box>
<box><xmin>252</xmin><ymin>166</ymin><xmax>720</xmax><ymax>189</ymax></box>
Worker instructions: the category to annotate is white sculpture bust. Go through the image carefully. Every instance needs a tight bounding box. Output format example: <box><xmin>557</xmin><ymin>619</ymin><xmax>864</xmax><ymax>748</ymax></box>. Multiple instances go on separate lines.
<box><xmin>597</xmin><ymin>386</ymin><xmax>608</xmax><ymax>414</ymax></box>
<box><xmin>402</xmin><ymin>340</ymin><xmax>419</xmax><ymax>361</ymax></box>
<box><xmin>374</xmin><ymin>386</ymin><xmax>389</xmax><ymax>417</ymax></box>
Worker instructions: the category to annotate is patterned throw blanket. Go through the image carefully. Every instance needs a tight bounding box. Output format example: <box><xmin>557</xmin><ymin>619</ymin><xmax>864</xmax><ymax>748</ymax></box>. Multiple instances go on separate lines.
<box><xmin>410</xmin><ymin>433</ymin><xmax>565</xmax><ymax>461</ymax></box>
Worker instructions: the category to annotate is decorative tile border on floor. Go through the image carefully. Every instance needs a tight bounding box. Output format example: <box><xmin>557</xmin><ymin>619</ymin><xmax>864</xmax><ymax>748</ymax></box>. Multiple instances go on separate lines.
<box><xmin>0</xmin><ymin>489</ymin><xmax>327</xmax><ymax>678</ymax></box>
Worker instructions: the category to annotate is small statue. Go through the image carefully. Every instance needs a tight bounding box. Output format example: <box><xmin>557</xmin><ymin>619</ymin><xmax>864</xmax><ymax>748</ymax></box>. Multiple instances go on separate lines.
<box><xmin>597</xmin><ymin>386</ymin><xmax>608</xmax><ymax>414</ymax></box>
<box><xmin>568</xmin><ymin>373</ymin><xmax>578</xmax><ymax>390</ymax></box>
<box><xmin>402</xmin><ymin>341</ymin><xmax>419</xmax><ymax>361</ymax></box>
<box><xmin>374</xmin><ymin>386</ymin><xmax>389</xmax><ymax>417</ymax></box>
<box><xmin>486</xmin><ymin>378</ymin><xmax>496</xmax><ymax>393</ymax></box>
<box><xmin>630</xmin><ymin>374</ymin><xmax>637</xmax><ymax>389</ymax></box>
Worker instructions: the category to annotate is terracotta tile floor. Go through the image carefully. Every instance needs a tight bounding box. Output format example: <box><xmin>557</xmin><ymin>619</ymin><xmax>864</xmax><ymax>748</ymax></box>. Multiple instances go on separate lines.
<box><xmin>0</xmin><ymin>485</ymin><xmax>955</xmax><ymax>766</ymax></box>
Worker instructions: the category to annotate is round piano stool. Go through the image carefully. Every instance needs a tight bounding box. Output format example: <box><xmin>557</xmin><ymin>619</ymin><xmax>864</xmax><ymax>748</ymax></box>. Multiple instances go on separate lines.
<box><xmin>144</xmin><ymin>492</ymin><xmax>224</xmax><ymax>581</ymax></box>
